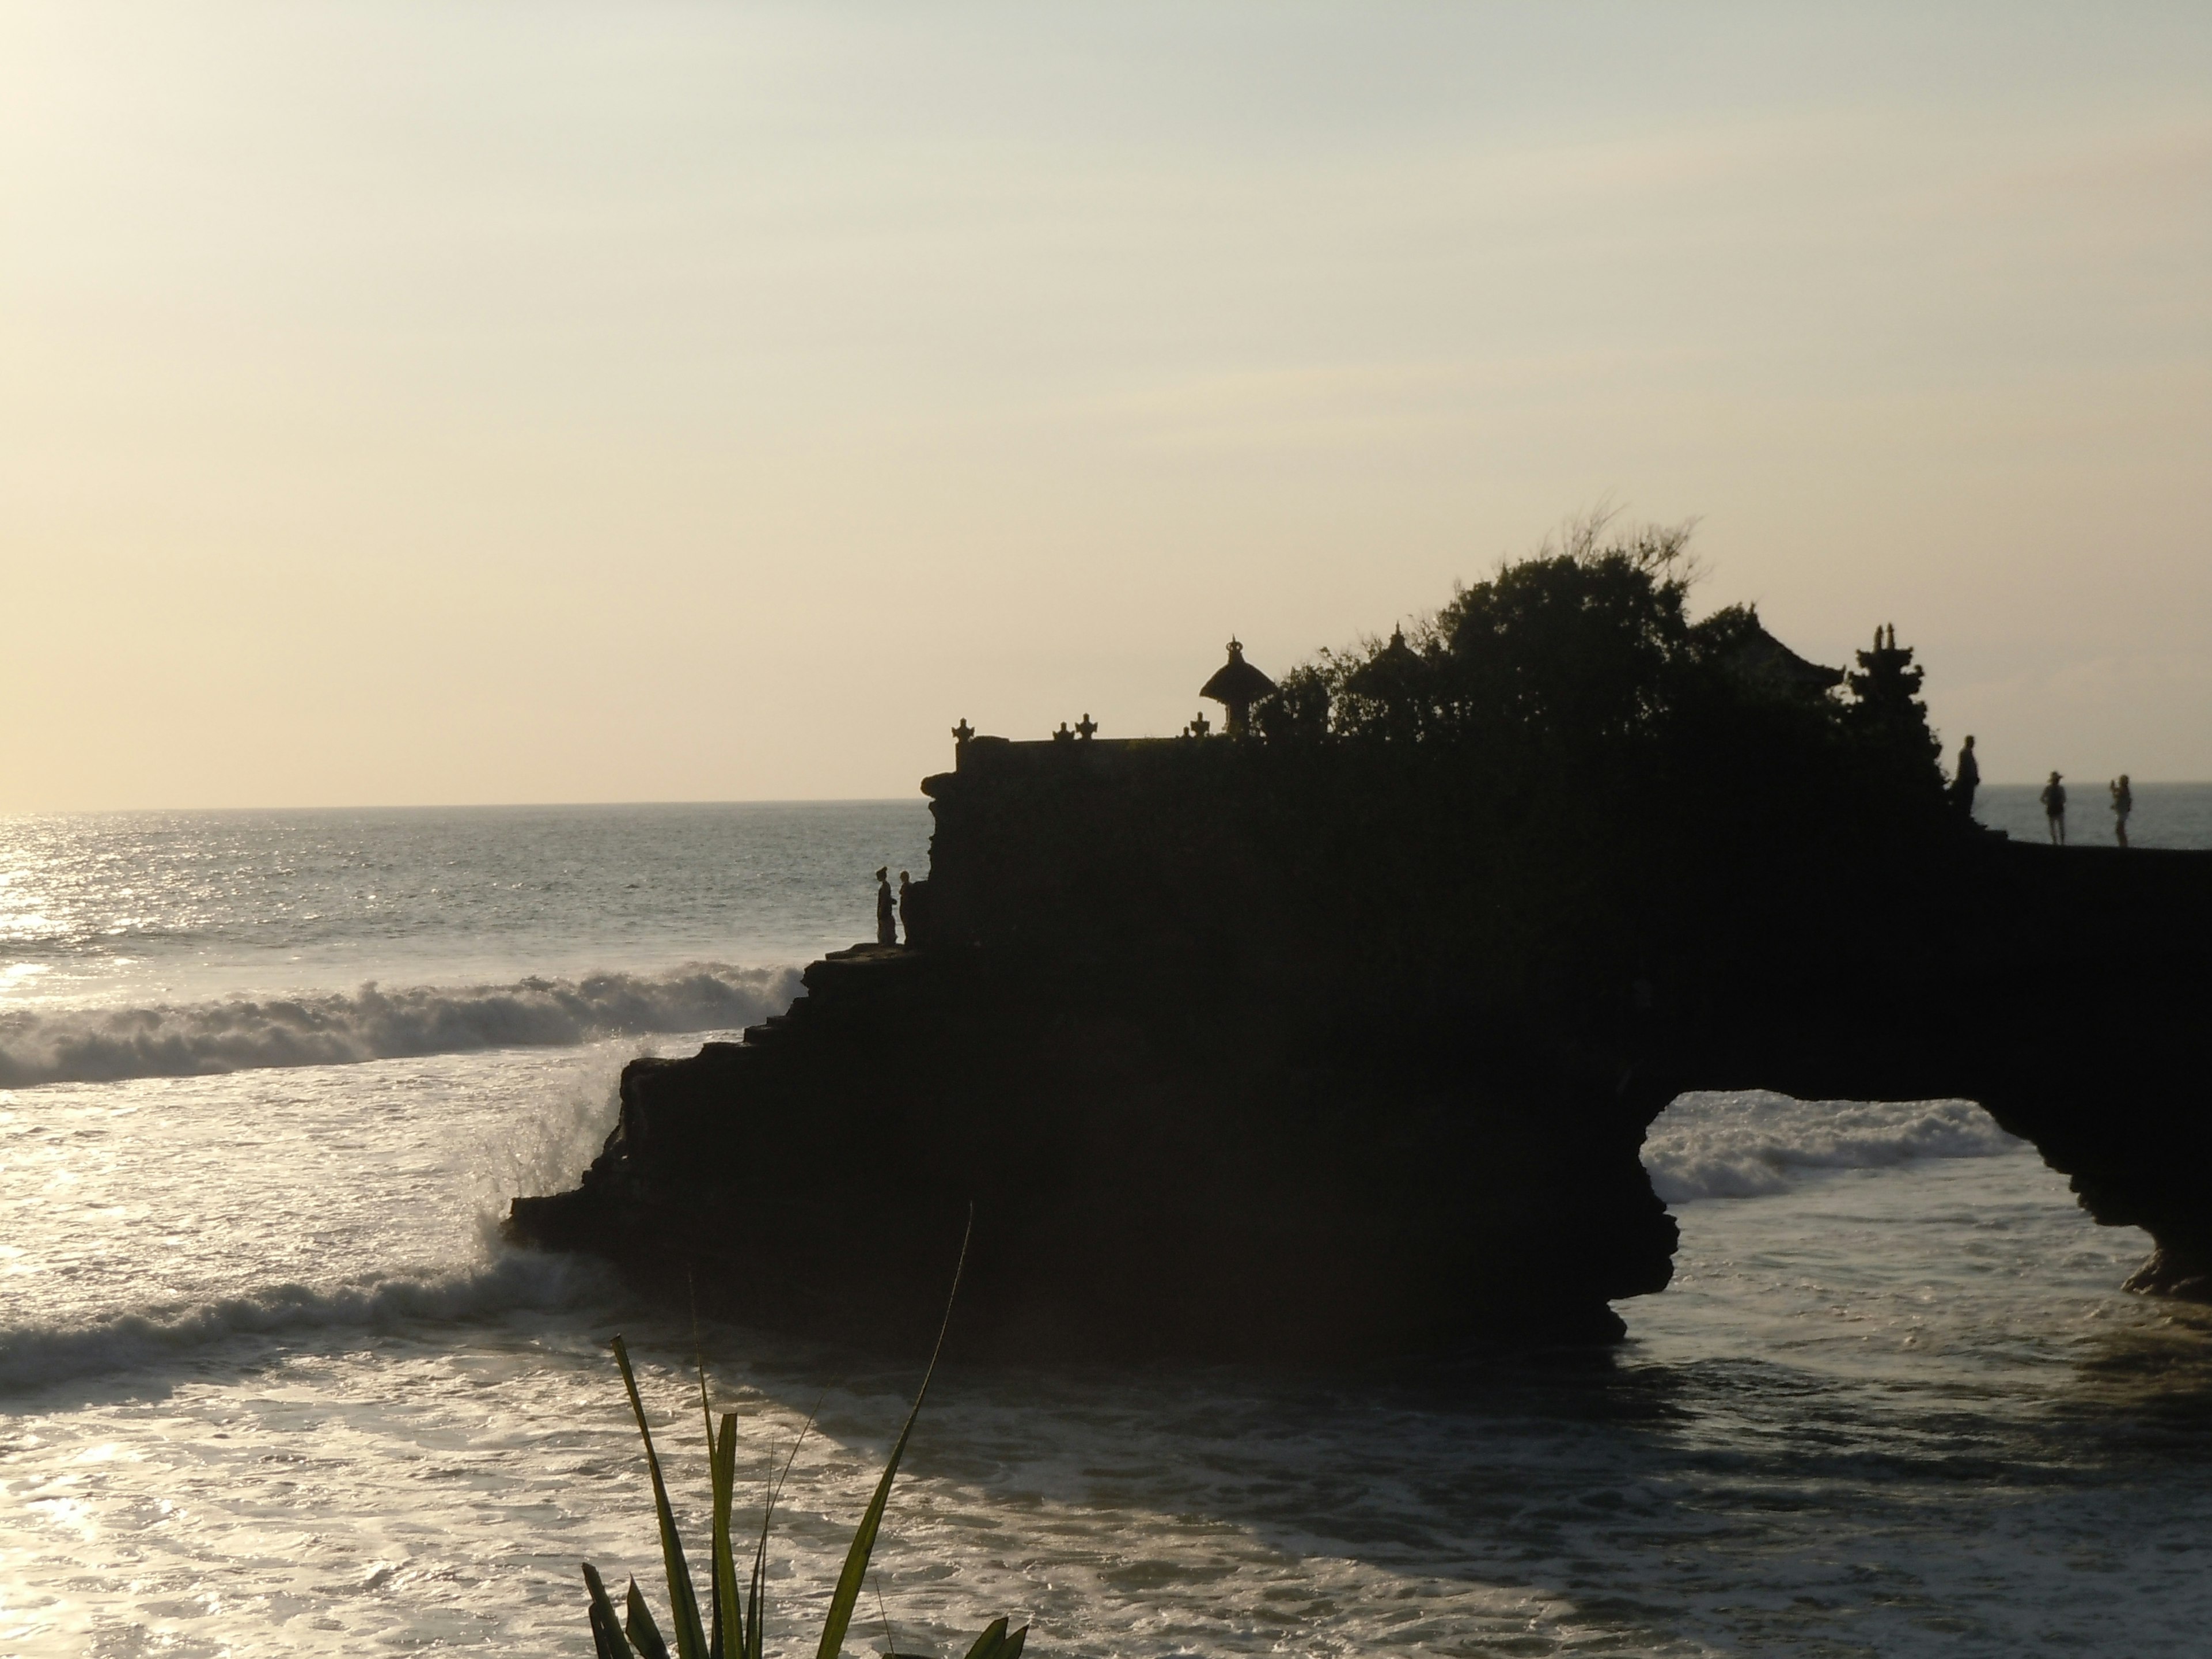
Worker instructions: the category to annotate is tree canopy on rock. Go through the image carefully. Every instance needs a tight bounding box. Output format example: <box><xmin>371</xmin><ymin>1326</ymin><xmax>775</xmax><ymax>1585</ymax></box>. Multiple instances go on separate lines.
<box><xmin>1252</xmin><ymin>512</ymin><xmax>1947</xmax><ymax>830</ymax></box>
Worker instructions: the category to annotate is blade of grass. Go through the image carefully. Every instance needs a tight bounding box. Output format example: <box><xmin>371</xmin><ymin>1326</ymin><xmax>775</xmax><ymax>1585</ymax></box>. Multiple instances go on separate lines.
<box><xmin>998</xmin><ymin>1625</ymin><xmax>1028</xmax><ymax>1659</ymax></box>
<box><xmin>750</xmin><ymin>1390</ymin><xmax>824</xmax><ymax>1659</ymax></box>
<box><xmin>872</xmin><ymin>1572</ymin><xmax>897</xmax><ymax>1659</ymax></box>
<box><xmin>582</xmin><ymin>1563</ymin><xmax>636</xmax><ymax>1658</ymax></box>
<box><xmin>693</xmin><ymin>1329</ymin><xmax>732</xmax><ymax>1659</ymax></box>
<box><xmin>960</xmin><ymin>1618</ymin><xmax>1009</xmax><ymax>1659</ymax></box>
<box><xmin>813</xmin><ymin>1211</ymin><xmax>973</xmax><ymax>1659</ymax></box>
<box><xmin>626</xmin><ymin>1577</ymin><xmax>673</xmax><ymax>1659</ymax></box>
<box><xmin>613</xmin><ymin>1335</ymin><xmax>711</xmax><ymax>1659</ymax></box>
<box><xmin>711</xmin><ymin>1412</ymin><xmax>743</xmax><ymax>1659</ymax></box>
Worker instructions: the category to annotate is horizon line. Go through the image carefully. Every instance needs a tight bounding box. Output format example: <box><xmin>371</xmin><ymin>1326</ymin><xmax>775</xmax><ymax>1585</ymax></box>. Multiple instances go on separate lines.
<box><xmin>5</xmin><ymin>780</ymin><xmax>2211</xmax><ymax>817</ymax></box>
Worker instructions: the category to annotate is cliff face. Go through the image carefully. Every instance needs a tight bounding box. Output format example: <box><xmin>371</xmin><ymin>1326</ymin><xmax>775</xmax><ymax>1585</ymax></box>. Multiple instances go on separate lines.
<box><xmin>510</xmin><ymin>736</ymin><xmax>1678</xmax><ymax>1356</ymax></box>
<box><xmin>508</xmin><ymin>730</ymin><xmax>2212</xmax><ymax>1355</ymax></box>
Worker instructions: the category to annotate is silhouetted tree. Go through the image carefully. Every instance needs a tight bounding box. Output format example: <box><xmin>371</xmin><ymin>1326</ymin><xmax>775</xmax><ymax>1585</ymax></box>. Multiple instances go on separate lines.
<box><xmin>1252</xmin><ymin>510</ymin><xmax>1707</xmax><ymax>758</ymax></box>
<box><xmin>1238</xmin><ymin>515</ymin><xmax>1960</xmax><ymax>1021</ymax></box>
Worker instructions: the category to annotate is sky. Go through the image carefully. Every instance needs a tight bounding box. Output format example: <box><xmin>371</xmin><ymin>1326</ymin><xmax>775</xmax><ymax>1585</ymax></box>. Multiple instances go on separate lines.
<box><xmin>3</xmin><ymin>2</ymin><xmax>2207</xmax><ymax>808</ymax></box>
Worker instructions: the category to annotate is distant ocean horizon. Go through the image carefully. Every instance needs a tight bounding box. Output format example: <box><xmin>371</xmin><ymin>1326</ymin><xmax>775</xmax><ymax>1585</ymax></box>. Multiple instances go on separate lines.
<box><xmin>1972</xmin><ymin>779</ymin><xmax>2212</xmax><ymax>847</ymax></box>
<box><xmin>11</xmin><ymin>778</ymin><xmax>2203</xmax><ymax>816</ymax></box>
<box><xmin>5</xmin><ymin>798</ymin><xmax>2211</xmax><ymax>1654</ymax></box>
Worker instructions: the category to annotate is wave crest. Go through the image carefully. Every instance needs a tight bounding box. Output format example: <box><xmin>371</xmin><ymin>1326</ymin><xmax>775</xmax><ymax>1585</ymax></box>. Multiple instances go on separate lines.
<box><xmin>1643</xmin><ymin>1089</ymin><xmax>2022</xmax><ymax>1204</ymax></box>
<box><xmin>0</xmin><ymin>963</ymin><xmax>801</xmax><ymax>1088</ymax></box>
<box><xmin>0</xmin><ymin>1250</ymin><xmax>618</xmax><ymax>1395</ymax></box>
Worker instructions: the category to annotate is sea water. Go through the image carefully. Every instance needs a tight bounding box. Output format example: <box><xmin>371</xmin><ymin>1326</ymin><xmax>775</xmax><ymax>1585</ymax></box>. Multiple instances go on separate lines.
<box><xmin>4</xmin><ymin>794</ymin><xmax>2210</xmax><ymax>1657</ymax></box>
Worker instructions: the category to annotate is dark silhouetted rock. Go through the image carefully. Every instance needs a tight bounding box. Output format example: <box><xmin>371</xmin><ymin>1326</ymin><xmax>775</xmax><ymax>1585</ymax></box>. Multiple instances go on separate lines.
<box><xmin>509</xmin><ymin>543</ymin><xmax>2212</xmax><ymax>1353</ymax></box>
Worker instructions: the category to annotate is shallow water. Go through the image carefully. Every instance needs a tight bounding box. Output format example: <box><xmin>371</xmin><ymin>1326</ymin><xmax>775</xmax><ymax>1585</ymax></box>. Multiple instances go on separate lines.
<box><xmin>3</xmin><ymin>803</ymin><xmax>2208</xmax><ymax>1656</ymax></box>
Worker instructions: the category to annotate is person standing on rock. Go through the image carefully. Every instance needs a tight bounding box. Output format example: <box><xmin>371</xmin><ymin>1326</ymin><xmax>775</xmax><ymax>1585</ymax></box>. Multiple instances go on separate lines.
<box><xmin>875</xmin><ymin>866</ymin><xmax>897</xmax><ymax>945</ymax></box>
<box><xmin>2041</xmin><ymin>772</ymin><xmax>2067</xmax><ymax>846</ymax></box>
<box><xmin>1950</xmin><ymin>735</ymin><xmax>1980</xmax><ymax>817</ymax></box>
<box><xmin>2111</xmin><ymin>774</ymin><xmax>2133</xmax><ymax>848</ymax></box>
<box><xmin>897</xmin><ymin>870</ymin><xmax>916</xmax><ymax>944</ymax></box>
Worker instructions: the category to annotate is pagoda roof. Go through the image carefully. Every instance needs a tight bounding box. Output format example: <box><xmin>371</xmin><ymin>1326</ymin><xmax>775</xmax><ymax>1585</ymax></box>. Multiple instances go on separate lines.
<box><xmin>1200</xmin><ymin>640</ymin><xmax>1275</xmax><ymax>705</ymax></box>
<box><xmin>1725</xmin><ymin>621</ymin><xmax>1843</xmax><ymax>694</ymax></box>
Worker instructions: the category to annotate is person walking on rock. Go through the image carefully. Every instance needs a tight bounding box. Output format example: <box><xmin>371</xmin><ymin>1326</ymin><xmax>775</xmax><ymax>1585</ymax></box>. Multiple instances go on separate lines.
<box><xmin>1951</xmin><ymin>734</ymin><xmax>1980</xmax><ymax>817</ymax></box>
<box><xmin>2041</xmin><ymin>772</ymin><xmax>2067</xmax><ymax>846</ymax></box>
<box><xmin>2111</xmin><ymin>774</ymin><xmax>2133</xmax><ymax>849</ymax></box>
<box><xmin>875</xmin><ymin>866</ymin><xmax>897</xmax><ymax>945</ymax></box>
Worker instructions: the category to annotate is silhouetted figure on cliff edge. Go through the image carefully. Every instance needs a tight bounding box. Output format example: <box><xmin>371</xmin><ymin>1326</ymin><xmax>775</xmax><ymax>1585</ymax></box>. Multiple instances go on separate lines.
<box><xmin>2111</xmin><ymin>775</ymin><xmax>2133</xmax><ymax>849</ymax></box>
<box><xmin>876</xmin><ymin>866</ymin><xmax>897</xmax><ymax>945</ymax></box>
<box><xmin>897</xmin><ymin>870</ymin><xmax>915</xmax><ymax>942</ymax></box>
<box><xmin>2041</xmin><ymin>772</ymin><xmax>2067</xmax><ymax>846</ymax></box>
<box><xmin>1952</xmin><ymin>735</ymin><xmax>1980</xmax><ymax>817</ymax></box>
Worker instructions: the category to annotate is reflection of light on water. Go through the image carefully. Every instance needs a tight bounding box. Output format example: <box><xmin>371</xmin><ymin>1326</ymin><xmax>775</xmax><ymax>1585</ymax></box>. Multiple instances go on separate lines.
<box><xmin>26</xmin><ymin>1494</ymin><xmax>96</xmax><ymax>1543</ymax></box>
<box><xmin>0</xmin><ymin>801</ymin><xmax>2201</xmax><ymax>1655</ymax></box>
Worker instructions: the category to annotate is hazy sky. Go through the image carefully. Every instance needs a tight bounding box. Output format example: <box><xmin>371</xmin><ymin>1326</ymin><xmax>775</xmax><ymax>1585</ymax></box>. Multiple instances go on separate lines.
<box><xmin>5</xmin><ymin>2</ymin><xmax>2207</xmax><ymax>807</ymax></box>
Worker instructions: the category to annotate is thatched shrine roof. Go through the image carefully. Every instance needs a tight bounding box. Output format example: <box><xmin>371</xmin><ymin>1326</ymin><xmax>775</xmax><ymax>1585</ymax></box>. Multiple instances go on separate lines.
<box><xmin>1199</xmin><ymin>639</ymin><xmax>1275</xmax><ymax>706</ymax></box>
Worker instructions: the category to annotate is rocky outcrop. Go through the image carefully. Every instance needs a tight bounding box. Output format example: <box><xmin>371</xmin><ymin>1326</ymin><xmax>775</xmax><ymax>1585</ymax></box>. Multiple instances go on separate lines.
<box><xmin>511</xmin><ymin>736</ymin><xmax>1681</xmax><ymax>1357</ymax></box>
<box><xmin>509</xmin><ymin>724</ymin><xmax>2212</xmax><ymax>1354</ymax></box>
<box><xmin>510</xmin><ymin>546</ymin><xmax>2211</xmax><ymax>1351</ymax></box>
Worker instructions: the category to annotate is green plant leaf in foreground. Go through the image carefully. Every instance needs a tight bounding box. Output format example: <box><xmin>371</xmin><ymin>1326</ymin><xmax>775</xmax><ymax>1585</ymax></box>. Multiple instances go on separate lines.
<box><xmin>614</xmin><ymin>1335</ymin><xmax>711</xmax><ymax>1659</ymax></box>
<box><xmin>711</xmin><ymin>1411</ymin><xmax>744</xmax><ymax>1659</ymax></box>
<box><xmin>589</xmin><ymin>1213</ymin><xmax>1031</xmax><ymax>1656</ymax></box>
<box><xmin>582</xmin><ymin>1562</ymin><xmax>635</xmax><ymax>1658</ymax></box>
<box><xmin>749</xmin><ymin>1397</ymin><xmax>820</xmax><ymax>1659</ymax></box>
<box><xmin>962</xmin><ymin>1615</ymin><xmax>1034</xmax><ymax>1659</ymax></box>
<box><xmin>626</xmin><ymin>1577</ymin><xmax>673</xmax><ymax>1659</ymax></box>
<box><xmin>813</xmin><ymin>1217</ymin><xmax>973</xmax><ymax>1659</ymax></box>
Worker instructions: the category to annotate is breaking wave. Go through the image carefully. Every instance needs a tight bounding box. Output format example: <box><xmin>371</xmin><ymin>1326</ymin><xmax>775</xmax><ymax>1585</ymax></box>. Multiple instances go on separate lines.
<box><xmin>0</xmin><ymin>963</ymin><xmax>802</xmax><ymax>1088</ymax></box>
<box><xmin>0</xmin><ymin>1249</ymin><xmax>619</xmax><ymax>1395</ymax></box>
<box><xmin>1643</xmin><ymin>1089</ymin><xmax>2024</xmax><ymax>1204</ymax></box>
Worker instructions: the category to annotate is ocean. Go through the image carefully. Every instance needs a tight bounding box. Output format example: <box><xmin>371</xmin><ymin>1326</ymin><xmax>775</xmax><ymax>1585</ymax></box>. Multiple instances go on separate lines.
<box><xmin>5</xmin><ymin>791</ymin><xmax>2210</xmax><ymax>1656</ymax></box>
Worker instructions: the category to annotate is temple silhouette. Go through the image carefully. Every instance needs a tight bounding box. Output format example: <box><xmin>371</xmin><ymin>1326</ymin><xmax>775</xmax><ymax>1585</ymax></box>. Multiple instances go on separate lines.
<box><xmin>512</xmin><ymin>555</ymin><xmax>2212</xmax><ymax>1354</ymax></box>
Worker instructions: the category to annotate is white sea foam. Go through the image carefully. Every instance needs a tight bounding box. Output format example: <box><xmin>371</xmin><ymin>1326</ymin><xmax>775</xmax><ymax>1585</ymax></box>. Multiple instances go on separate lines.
<box><xmin>0</xmin><ymin>962</ymin><xmax>801</xmax><ymax>1088</ymax></box>
<box><xmin>1643</xmin><ymin>1089</ymin><xmax>2024</xmax><ymax>1203</ymax></box>
<box><xmin>0</xmin><ymin>1249</ymin><xmax>616</xmax><ymax>1395</ymax></box>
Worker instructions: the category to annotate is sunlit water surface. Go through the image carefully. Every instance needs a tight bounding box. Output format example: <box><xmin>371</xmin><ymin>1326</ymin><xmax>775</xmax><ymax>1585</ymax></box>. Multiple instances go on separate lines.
<box><xmin>5</xmin><ymin>800</ymin><xmax>2210</xmax><ymax>1656</ymax></box>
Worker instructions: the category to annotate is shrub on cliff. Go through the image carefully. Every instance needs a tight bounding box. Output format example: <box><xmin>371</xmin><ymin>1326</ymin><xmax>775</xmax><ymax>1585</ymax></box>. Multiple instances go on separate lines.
<box><xmin>1255</xmin><ymin>514</ymin><xmax>1702</xmax><ymax>752</ymax></box>
<box><xmin>1241</xmin><ymin>514</ymin><xmax>1952</xmax><ymax>1027</ymax></box>
<box><xmin>1253</xmin><ymin>512</ymin><xmax>1942</xmax><ymax>809</ymax></box>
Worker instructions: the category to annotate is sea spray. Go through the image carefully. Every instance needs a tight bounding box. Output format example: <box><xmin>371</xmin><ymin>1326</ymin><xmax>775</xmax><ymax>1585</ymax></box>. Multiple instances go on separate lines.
<box><xmin>1643</xmin><ymin>1089</ymin><xmax>2022</xmax><ymax>1203</ymax></box>
<box><xmin>466</xmin><ymin>1029</ymin><xmax>719</xmax><ymax>1241</ymax></box>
